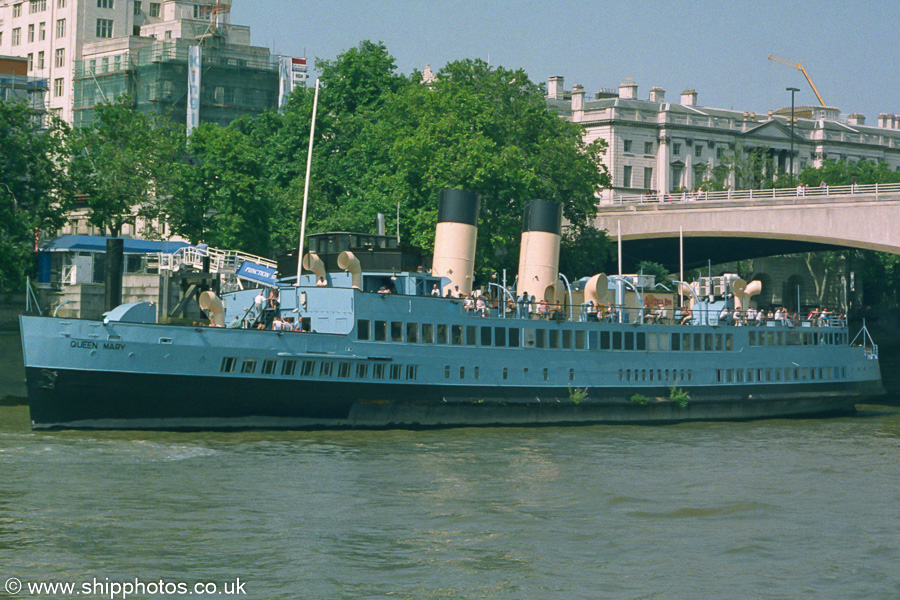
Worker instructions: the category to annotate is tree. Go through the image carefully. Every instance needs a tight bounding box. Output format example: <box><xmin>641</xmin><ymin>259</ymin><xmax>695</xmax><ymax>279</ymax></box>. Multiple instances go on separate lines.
<box><xmin>0</xmin><ymin>102</ymin><xmax>71</xmax><ymax>289</ymax></box>
<box><xmin>168</xmin><ymin>123</ymin><xmax>272</xmax><ymax>255</ymax></box>
<box><xmin>276</xmin><ymin>50</ymin><xmax>611</xmax><ymax>279</ymax></box>
<box><xmin>70</xmin><ymin>98</ymin><xmax>183</xmax><ymax>238</ymax></box>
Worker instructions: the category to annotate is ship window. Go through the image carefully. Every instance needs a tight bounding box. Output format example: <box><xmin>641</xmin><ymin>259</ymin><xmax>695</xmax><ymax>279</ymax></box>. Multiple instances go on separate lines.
<box><xmin>601</xmin><ymin>331</ymin><xmax>611</xmax><ymax>350</ymax></box>
<box><xmin>452</xmin><ymin>325</ymin><xmax>463</xmax><ymax>345</ymax></box>
<box><xmin>374</xmin><ymin>321</ymin><xmax>387</xmax><ymax>341</ymax></box>
<box><xmin>725</xmin><ymin>369</ymin><xmax>733</xmax><ymax>383</ymax></box>
<box><xmin>221</xmin><ymin>357</ymin><xmax>237</xmax><ymax>372</ymax></box>
<box><xmin>406</xmin><ymin>323</ymin><xmax>418</xmax><ymax>344</ymax></box>
<box><xmin>841</xmin><ymin>366</ymin><xmax>847</xmax><ymax>379</ymax></box>
<box><xmin>338</xmin><ymin>362</ymin><xmax>351</xmax><ymax>378</ymax></box>
<box><xmin>695</xmin><ymin>333</ymin><xmax>704</xmax><ymax>351</ymax></box>
<box><xmin>736</xmin><ymin>369</ymin><xmax>744</xmax><ymax>382</ymax></box>
<box><xmin>474</xmin><ymin>366</ymin><xmax>480</xmax><ymax>380</ymax></box>
<box><xmin>636</xmin><ymin>332</ymin><xmax>646</xmax><ymax>351</ymax></box>
<box><xmin>680</xmin><ymin>333</ymin><xmax>690</xmax><ymax>350</ymax></box>
<box><xmin>785</xmin><ymin>368</ymin><xmax>792</xmax><ymax>381</ymax></box>
<box><xmin>444</xmin><ymin>365</ymin><xmax>450</xmax><ymax>379</ymax></box>
<box><xmin>650</xmin><ymin>369</ymin><xmax>655</xmax><ymax>381</ymax></box>
<box><xmin>390</xmin><ymin>365</ymin><xmax>402</xmax><ymax>380</ymax></box>
<box><xmin>765</xmin><ymin>368</ymin><xmax>772</xmax><ymax>381</ymax></box>
<box><xmin>714</xmin><ymin>334</ymin><xmax>723</xmax><ymax>351</ymax></box>
<box><xmin>801</xmin><ymin>367</ymin><xmax>808</xmax><ymax>380</ymax></box>
<box><xmin>649</xmin><ymin>333</ymin><xmax>658</xmax><ymax>351</ymax></box>
<box><xmin>588</xmin><ymin>331</ymin><xmax>598</xmax><ymax>349</ymax></box>
<box><xmin>524</xmin><ymin>329</ymin><xmax>535</xmax><ymax>348</ymax></box>
<box><xmin>494</xmin><ymin>327</ymin><xmax>506</xmax><ymax>347</ymax></box>
<box><xmin>543</xmin><ymin>368</ymin><xmax>549</xmax><ymax>381</ymax></box>
<box><xmin>159</xmin><ymin>337</ymin><xmax>173</xmax><ymax>344</ymax></box>
<box><xmin>357</xmin><ymin>319</ymin><xmax>370</xmax><ymax>340</ymax></box>
<box><xmin>757</xmin><ymin>368</ymin><xmax>764</xmax><ymax>381</ymax></box>
<box><xmin>613</xmin><ymin>331</ymin><xmax>623</xmax><ymax>350</ymax></box>
<box><xmin>422</xmin><ymin>323</ymin><xmax>434</xmax><ymax>344</ymax></box>
<box><xmin>687</xmin><ymin>369</ymin><xmax>692</xmax><ymax>381</ymax></box>
<box><xmin>569</xmin><ymin>368</ymin><xmax>575</xmax><ymax>382</ymax></box>
<box><xmin>575</xmin><ymin>330</ymin><xmax>586</xmax><ymax>349</ymax></box>
<box><xmin>777</xmin><ymin>332</ymin><xmax>785</xmax><ymax>346</ymax></box>
<box><xmin>766</xmin><ymin>332</ymin><xmax>775</xmax><ymax>346</ymax></box>
<box><xmin>624</xmin><ymin>331</ymin><xmax>634</xmax><ymax>350</ymax></box>
<box><xmin>301</xmin><ymin>360</ymin><xmax>315</xmax><ymax>376</ymax></box>
<box><xmin>391</xmin><ymin>321</ymin><xmax>403</xmax><ymax>342</ymax></box>
<box><xmin>774</xmin><ymin>368</ymin><xmax>781</xmax><ymax>381</ymax></box>
<box><xmin>625</xmin><ymin>369</ymin><xmax>631</xmax><ymax>381</ymax></box>
<box><xmin>717</xmin><ymin>369</ymin><xmax>723</xmax><ymax>383</ymax></box>
<box><xmin>503</xmin><ymin>367</ymin><xmax>508</xmax><ymax>380</ymax></box>
<box><xmin>437</xmin><ymin>324</ymin><xmax>449</xmax><ymax>344</ymax></box>
<box><xmin>659</xmin><ymin>333</ymin><xmax>670</xmax><ymax>351</ymax></box>
<box><xmin>549</xmin><ymin>330</ymin><xmax>559</xmax><ymax>349</ymax></box>
<box><xmin>725</xmin><ymin>334</ymin><xmax>733</xmax><ymax>351</ymax></box>
<box><xmin>670</xmin><ymin>333</ymin><xmax>680</xmax><ymax>351</ymax></box>
<box><xmin>562</xmin><ymin>330</ymin><xmax>572</xmax><ymax>349</ymax></box>
<box><xmin>406</xmin><ymin>365</ymin><xmax>417</xmax><ymax>380</ymax></box>
<box><xmin>618</xmin><ymin>369</ymin><xmax>623</xmax><ymax>381</ymax></box>
<box><xmin>262</xmin><ymin>359</ymin><xmax>277</xmax><ymax>375</ymax></box>
<box><xmin>282</xmin><ymin>360</ymin><xmax>297</xmax><ymax>376</ymax></box>
<box><xmin>481</xmin><ymin>326</ymin><xmax>492</xmax><ymax>346</ymax></box>
<box><xmin>508</xmin><ymin>328</ymin><xmax>520</xmax><ymax>347</ymax></box>
<box><xmin>373</xmin><ymin>364</ymin><xmax>385</xmax><ymax>379</ymax></box>
<box><xmin>535</xmin><ymin>329</ymin><xmax>546</xmax><ymax>349</ymax></box>
<box><xmin>320</xmin><ymin>362</ymin><xmax>333</xmax><ymax>377</ymax></box>
<box><xmin>466</xmin><ymin>326</ymin><xmax>477</xmax><ymax>346</ymax></box>
<box><xmin>641</xmin><ymin>370</ymin><xmax>646</xmax><ymax>381</ymax></box>
<box><xmin>748</xmin><ymin>331</ymin><xmax>756</xmax><ymax>346</ymax></box>
<box><xmin>460</xmin><ymin>366</ymin><xmax>465</xmax><ymax>379</ymax></box>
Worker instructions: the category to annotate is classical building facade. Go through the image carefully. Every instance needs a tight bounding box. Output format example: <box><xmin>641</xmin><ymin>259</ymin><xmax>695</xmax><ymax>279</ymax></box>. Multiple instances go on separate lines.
<box><xmin>546</xmin><ymin>76</ymin><xmax>900</xmax><ymax>200</ymax></box>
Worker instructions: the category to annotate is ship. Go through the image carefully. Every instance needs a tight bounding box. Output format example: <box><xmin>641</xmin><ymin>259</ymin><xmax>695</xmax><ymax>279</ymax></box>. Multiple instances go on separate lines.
<box><xmin>19</xmin><ymin>190</ymin><xmax>884</xmax><ymax>430</ymax></box>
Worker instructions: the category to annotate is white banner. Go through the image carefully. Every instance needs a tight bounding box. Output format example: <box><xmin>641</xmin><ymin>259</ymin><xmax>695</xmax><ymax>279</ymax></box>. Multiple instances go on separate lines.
<box><xmin>187</xmin><ymin>45</ymin><xmax>202</xmax><ymax>135</ymax></box>
<box><xmin>278</xmin><ymin>55</ymin><xmax>291</xmax><ymax>110</ymax></box>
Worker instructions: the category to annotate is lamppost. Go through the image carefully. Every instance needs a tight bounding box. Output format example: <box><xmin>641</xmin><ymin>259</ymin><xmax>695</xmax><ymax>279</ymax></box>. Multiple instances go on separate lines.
<box><xmin>786</xmin><ymin>87</ymin><xmax>800</xmax><ymax>187</ymax></box>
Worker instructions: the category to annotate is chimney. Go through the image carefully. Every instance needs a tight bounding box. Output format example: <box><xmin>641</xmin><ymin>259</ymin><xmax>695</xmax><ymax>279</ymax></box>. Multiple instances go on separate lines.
<box><xmin>431</xmin><ymin>189</ymin><xmax>480</xmax><ymax>296</ymax></box>
<box><xmin>649</xmin><ymin>86</ymin><xmax>665</xmax><ymax>103</ymax></box>
<box><xmin>847</xmin><ymin>113</ymin><xmax>866</xmax><ymax>126</ymax></box>
<box><xmin>547</xmin><ymin>75</ymin><xmax>565</xmax><ymax>100</ymax></box>
<box><xmin>878</xmin><ymin>113</ymin><xmax>891</xmax><ymax>128</ymax></box>
<box><xmin>571</xmin><ymin>83</ymin><xmax>584</xmax><ymax>117</ymax></box>
<box><xmin>680</xmin><ymin>89</ymin><xmax>698</xmax><ymax>106</ymax></box>
<box><xmin>516</xmin><ymin>200</ymin><xmax>562</xmax><ymax>303</ymax></box>
<box><xmin>618</xmin><ymin>79</ymin><xmax>638</xmax><ymax>100</ymax></box>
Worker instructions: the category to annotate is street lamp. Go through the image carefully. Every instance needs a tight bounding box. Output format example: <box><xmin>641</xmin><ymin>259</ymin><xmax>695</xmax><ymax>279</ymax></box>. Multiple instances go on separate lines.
<box><xmin>786</xmin><ymin>87</ymin><xmax>800</xmax><ymax>187</ymax></box>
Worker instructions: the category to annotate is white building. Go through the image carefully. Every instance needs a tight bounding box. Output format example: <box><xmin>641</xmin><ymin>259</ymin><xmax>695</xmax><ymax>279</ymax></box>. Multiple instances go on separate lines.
<box><xmin>546</xmin><ymin>76</ymin><xmax>900</xmax><ymax>200</ymax></box>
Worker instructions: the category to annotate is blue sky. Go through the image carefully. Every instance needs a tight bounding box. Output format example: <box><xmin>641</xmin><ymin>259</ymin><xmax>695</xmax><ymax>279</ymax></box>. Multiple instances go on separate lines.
<box><xmin>233</xmin><ymin>0</ymin><xmax>899</xmax><ymax>122</ymax></box>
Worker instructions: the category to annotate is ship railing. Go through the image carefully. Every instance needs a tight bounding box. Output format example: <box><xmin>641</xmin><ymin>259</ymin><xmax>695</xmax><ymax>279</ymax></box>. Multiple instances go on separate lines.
<box><xmin>157</xmin><ymin>246</ymin><xmax>277</xmax><ymax>275</ymax></box>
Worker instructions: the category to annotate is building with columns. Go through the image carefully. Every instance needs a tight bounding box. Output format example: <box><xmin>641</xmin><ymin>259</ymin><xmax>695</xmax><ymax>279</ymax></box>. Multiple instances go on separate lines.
<box><xmin>546</xmin><ymin>76</ymin><xmax>900</xmax><ymax>200</ymax></box>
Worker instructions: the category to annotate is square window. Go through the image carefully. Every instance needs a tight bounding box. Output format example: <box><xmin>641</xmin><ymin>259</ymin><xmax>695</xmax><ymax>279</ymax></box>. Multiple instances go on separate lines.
<box><xmin>134</xmin><ymin>0</ymin><xmax>142</xmax><ymax>14</ymax></box>
<box><xmin>96</xmin><ymin>18</ymin><xmax>113</xmax><ymax>38</ymax></box>
<box><xmin>56</xmin><ymin>18</ymin><xmax>65</xmax><ymax>38</ymax></box>
<box><xmin>149</xmin><ymin>2</ymin><xmax>160</xmax><ymax>16</ymax></box>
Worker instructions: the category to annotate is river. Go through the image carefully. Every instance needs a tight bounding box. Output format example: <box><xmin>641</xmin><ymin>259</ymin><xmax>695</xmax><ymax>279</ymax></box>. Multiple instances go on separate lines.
<box><xmin>2</xmin><ymin>331</ymin><xmax>900</xmax><ymax>599</ymax></box>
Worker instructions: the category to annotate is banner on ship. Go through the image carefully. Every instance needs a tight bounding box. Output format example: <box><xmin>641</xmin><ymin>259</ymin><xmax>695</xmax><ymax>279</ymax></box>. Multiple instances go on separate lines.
<box><xmin>236</xmin><ymin>261</ymin><xmax>278</xmax><ymax>287</ymax></box>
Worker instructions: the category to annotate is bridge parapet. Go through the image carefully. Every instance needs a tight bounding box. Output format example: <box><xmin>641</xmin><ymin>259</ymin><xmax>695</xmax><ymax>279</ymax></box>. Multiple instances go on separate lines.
<box><xmin>604</xmin><ymin>182</ymin><xmax>900</xmax><ymax>207</ymax></box>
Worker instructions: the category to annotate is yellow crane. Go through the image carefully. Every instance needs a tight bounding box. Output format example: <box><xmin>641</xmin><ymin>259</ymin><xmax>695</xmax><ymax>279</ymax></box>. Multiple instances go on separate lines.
<box><xmin>767</xmin><ymin>55</ymin><xmax>827</xmax><ymax>107</ymax></box>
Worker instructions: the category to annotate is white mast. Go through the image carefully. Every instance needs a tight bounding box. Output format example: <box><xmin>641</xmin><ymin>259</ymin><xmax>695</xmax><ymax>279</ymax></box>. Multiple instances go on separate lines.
<box><xmin>296</xmin><ymin>78</ymin><xmax>321</xmax><ymax>284</ymax></box>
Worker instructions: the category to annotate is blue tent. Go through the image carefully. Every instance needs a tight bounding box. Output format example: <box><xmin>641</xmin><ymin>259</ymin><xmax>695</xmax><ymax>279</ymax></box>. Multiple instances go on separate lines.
<box><xmin>40</xmin><ymin>235</ymin><xmax>191</xmax><ymax>254</ymax></box>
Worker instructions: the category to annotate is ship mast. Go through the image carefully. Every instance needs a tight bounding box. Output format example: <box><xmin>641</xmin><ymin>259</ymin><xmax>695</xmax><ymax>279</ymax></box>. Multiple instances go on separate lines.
<box><xmin>297</xmin><ymin>79</ymin><xmax>320</xmax><ymax>283</ymax></box>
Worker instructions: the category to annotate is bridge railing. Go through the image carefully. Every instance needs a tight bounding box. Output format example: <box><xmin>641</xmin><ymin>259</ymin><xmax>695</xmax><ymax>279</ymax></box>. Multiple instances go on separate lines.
<box><xmin>606</xmin><ymin>182</ymin><xmax>900</xmax><ymax>205</ymax></box>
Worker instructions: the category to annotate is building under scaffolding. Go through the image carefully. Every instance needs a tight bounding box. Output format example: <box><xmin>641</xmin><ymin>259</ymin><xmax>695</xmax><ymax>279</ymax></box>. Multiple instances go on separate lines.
<box><xmin>72</xmin><ymin>33</ymin><xmax>279</xmax><ymax>128</ymax></box>
<box><xmin>0</xmin><ymin>55</ymin><xmax>48</xmax><ymax>114</ymax></box>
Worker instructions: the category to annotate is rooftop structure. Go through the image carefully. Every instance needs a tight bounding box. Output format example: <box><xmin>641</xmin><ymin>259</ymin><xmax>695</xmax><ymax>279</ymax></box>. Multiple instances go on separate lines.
<box><xmin>0</xmin><ymin>53</ymin><xmax>47</xmax><ymax>111</ymax></box>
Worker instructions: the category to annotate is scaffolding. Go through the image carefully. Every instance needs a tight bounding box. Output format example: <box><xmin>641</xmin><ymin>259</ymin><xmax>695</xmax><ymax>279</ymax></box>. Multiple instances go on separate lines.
<box><xmin>72</xmin><ymin>37</ymin><xmax>279</xmax><ymax>128</ymax></box>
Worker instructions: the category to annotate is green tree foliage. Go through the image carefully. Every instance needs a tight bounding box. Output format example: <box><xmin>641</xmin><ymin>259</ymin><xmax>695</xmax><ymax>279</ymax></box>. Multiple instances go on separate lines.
<box><xmin>0</xmin><ymin>102</ymin><xmax>71</xmax><ymax>289</ymax></box>
<box><xmin>70</xmin><ymin>98</ymin><xmax>183</xmax><ymax>238</ymax></box>
<box><xmin>799</xmin><ymin>158</ymin><xmax>900</xmax><ymax>186</ymax></box>
<box><xmin>168</xmin><ymin>123</ymin><xmax>272</xmax><ymax>255</ymax></box>
<box><xmin>263</xmin><ymin>43</ymin><xmax>611</xmax><ymax>278</ymax></box>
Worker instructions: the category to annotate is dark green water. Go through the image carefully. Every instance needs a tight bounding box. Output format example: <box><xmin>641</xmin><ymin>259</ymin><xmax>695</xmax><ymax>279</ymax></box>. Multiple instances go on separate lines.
<box><xmin>3</xmin><ymin>330</ymin><xmax>900</xmax><ymax>598</ymax></box>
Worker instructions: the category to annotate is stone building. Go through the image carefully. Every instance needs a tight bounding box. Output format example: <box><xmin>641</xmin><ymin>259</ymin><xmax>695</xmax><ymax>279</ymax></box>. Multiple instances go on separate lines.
<box><xmin>546</xmin><ymin>76</ymin><xmax>900</xmax><ymax>200</ymax></box>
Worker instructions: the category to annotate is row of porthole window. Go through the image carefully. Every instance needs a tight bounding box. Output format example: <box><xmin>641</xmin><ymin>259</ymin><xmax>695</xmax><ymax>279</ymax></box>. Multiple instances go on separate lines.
<box><xmin>358</xmin><ymin>319</ymin><xmax>736</xmax><ymax>353</ymax></box>
<box><xmin>716</xmin><ymin>365</ymin><xmax>846</xmax><ymax>383</ymax></box>
<box><xmin>620</xmin><ymin>369</ymin><xmax>692</xmax><ymax>383</ymax></box>
<box><xmin>220</xmin><ymin>357</ymin><xmax>417</xmax><ymax>381</ymax></box>
<box><xmin>444</xmin><ymin>365</ymin><xmax>577</xmax><ymax>383</ymax></box>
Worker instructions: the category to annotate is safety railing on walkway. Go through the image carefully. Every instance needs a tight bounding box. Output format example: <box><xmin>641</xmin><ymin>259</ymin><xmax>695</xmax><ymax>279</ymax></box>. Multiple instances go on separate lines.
<box><xmin>606</xmin><ymin>182</ymin><xmax>900</xmax><ymax>205</ymax></box>
<box><xmin>157</xmin><ymin>245</ymin><xmax>276</xmax><ymax>275</ymax></box>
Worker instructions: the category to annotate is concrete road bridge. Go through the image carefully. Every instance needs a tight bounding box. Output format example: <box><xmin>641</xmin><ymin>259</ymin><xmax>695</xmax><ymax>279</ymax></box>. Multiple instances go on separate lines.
<box><xmin>593</xmin><ymin>182</ymin><xmax>900</xmax><ymax>271</ymax></box>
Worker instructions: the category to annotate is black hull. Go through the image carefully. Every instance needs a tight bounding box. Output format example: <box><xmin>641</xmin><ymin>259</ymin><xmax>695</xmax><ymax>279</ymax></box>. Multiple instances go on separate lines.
<box><xmin>26</xmin><ymin>367</ymin><xmax>878</xmax><ymax>430</ymax></box>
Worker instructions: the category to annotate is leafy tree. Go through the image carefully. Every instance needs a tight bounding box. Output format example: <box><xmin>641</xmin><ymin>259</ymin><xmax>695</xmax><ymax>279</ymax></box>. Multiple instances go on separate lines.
<box><xmin>0</xmin><ymin>102</ymin><xmax>71</xmax><ymax>289</ymax></box>
<box><xmin>559</xmin><ymin>226</ymin><xmax>614</xmax><ymax>280</ymax></box>
<box><xmin>799</xmin><ymin>158</ymin><xmax>900</xmax><ymax>187</ymax></box>
<box><xmin>168</xmin><ymin>123</ymin><xmax>272</xmax><ymax>255</ymax></box>
<box><xmin>70</xmin><ymin>98</ymin><xmax>183</xmax><ymax>238</ymax></box>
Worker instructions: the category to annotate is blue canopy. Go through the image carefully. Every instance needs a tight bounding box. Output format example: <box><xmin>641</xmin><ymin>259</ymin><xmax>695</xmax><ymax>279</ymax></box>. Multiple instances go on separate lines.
<box><xmin>41</xmin><ymin>235</ymin><xmax>191</xmax><ymax>254</ymax></box>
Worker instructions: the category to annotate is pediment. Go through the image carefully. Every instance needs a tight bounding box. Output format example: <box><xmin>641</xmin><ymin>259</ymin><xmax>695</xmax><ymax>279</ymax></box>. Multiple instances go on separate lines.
<box><xmin>743</xmin><ymin>120</ymin><xmax>796</xmax><ymax>141</ymax></box>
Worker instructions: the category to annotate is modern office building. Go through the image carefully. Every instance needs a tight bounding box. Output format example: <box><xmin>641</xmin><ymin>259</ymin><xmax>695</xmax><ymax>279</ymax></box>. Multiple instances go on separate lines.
<box><xmin>0</xmin><ymin>0</ymin><xmax>299</xmax><ymax>126</ymax></box>
<box><xmin>546</xmin><ymin>76</ymin><xmax>900</xmax><ymax>200</ymax></box>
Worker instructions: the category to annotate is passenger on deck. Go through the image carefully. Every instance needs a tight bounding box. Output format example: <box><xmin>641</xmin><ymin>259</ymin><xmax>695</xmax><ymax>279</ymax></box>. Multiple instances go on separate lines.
<box><xmin>254</xmin><ymin>290</ymin><xmax>266</xmax><ymax>318</ymax></box>
<box><xmin>475</xmin><ymin>296</ymin><xmax>486</xmax><ymax>315</ymax></box>
<box><xmin>679</xmin><ymin>307</ymin><xmax>692</xmax><ymax>326</ymax></box>
<box><xmin>464</xmin><ymin>295</ymin><xmax>475</xmax><ymax>312</ymax></box>
<box><xmin>228</xmin><ymin>315</ymin><xmax>242</xmax><ymax>329</ymax></box>
<box><xmin>586</xmin><ymin>301</ymin><xmax>598</xmax><ymax>322</ymax></box>
<box><xmin>746</xmin><ymin>306</ymin><xmax>757</xmax><ymax>324</ymax></box>
<box><xmin>516</xmin><ymin>292</ymin><xmax>527</xmax><ymax>318</ymax></box>
<box><xmin>431</xmin><ymin>284</ymin><xmax>440</xmax><ymax>297</ymax></box>
<box><xmin>316</xmin><ymin>277</ymin><xmax>327</xmax><ymax>287</ymax></box>
<box><xmin>718</xmin><ymin>306</ymin><xmax>729</xmax><ymax>325</ymax></box>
